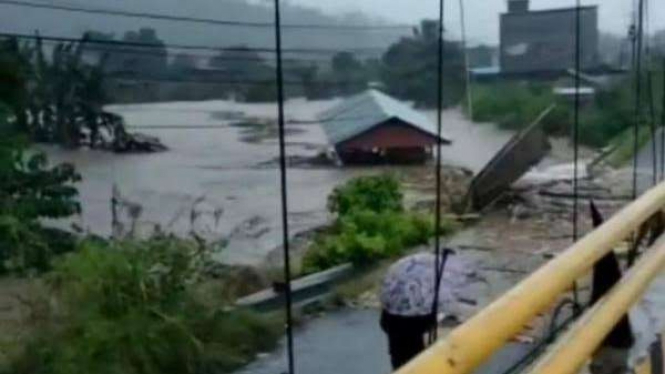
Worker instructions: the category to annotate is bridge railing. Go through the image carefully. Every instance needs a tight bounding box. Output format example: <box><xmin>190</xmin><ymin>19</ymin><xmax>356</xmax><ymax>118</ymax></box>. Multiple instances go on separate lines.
<box><xmin>395</xmin><ymin>182</ymin><xmax>665</xmax><ymax>374</ymax></box>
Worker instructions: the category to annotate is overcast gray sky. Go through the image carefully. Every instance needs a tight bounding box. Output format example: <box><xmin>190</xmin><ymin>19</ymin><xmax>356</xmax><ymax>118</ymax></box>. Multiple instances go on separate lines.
<box><xmin>289</xmin><ymin>0</ymin><xmax>665</xmax><ymax>45</ymax></box>
<box><xmin>2</xmin><ymin>0</ymin><xmax>663</xmax><ymax>50</ymax></box>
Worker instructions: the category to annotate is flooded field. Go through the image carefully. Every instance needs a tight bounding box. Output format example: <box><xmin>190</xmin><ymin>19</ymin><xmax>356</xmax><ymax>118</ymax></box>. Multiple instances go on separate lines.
<box><xmin>42</xmin><ymin>98</ymin><xmax>515</xmax><ymax>265</ymax></box>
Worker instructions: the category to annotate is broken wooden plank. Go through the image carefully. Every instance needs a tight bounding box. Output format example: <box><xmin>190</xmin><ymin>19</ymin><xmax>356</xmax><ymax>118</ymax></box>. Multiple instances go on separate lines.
<box><xmin>467</xmin><ymin>104</ymin><xmax>555</xmax><ymax>210</ymax></box>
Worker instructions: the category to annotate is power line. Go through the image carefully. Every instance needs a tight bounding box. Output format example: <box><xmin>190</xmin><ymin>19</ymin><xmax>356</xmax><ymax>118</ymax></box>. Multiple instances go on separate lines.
<box><xmin>0</xmin><ymin>0</ymin><xmax>413</xmax><ymax>31</ymax></box>
<box><xmin>430</xmin><ymin>0</ymin><xmax>446</xmax><ymax>345</ymax></box>
<box><xmin>458</xmin><ymin>0</ymin><xmax>473</xmax><ymax>118</ymax></box>
<box><xmin>272</xmin><ymin>0</ymin><xmax>295</xmax><ymax>373</ymax></box>
<box><xmin>644</xmin><ymin>0</ymin><xmax>657</xmax><ymax>187</ymax></box>
<box><xmin>26</xmin><ymin>36</ymin><xmax>332</xmax><ymax>65</ymax></box>
<box><xmin>661</xmin><ymin>57</ymin><xmax>665</xmax><ymax>181</ymax></box>
<box><xmin>0</xmin><ymin>30</ymin><xmax>391</xmax><ymax>56</ymax></box>
<box><xmin>629</xmin><ymin>0</ymin><xmax>646</xmax><ymax>267</ymax></box>
<box><xmin>106</xmin><ymin>75</ymin><xmax>374</xmax><ymax>87</ymax></box>
<box><xmin>571</xmin><ymin>0</ymin><xmax>582</xmax><ymax>311</ymax></box>
<box><xmin>124</xmin><ymin>115</ymin><xmax>390</xmax><ymax>129</ymax></box>
<box><xmin>632</xmin><ymin>0</ymin><xmax>645</xmax><ymax>202</ymax></box>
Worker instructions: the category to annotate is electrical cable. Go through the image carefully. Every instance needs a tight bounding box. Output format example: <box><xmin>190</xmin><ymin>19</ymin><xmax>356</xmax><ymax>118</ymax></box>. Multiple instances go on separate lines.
<box><xmin>644</xmin><ymin>0</ymin><xmax>657</xmax><ymax>187</ymax></box>
<box><xmin>632</xmin><ymin>0</ymin><xmax>645</xmax><ymax>201</ymax></box>
<box><xmin>661</xmin><ymin>57</ymin><xmax>665</xmax><ymax>181</ymax></box>
<box><xmin>273</xmin><ymin>0</ymin><xmax>294</xmax><ymax>373</ymax></box>
<box><xmin>647</xmin><ymin>59</ymin><xmax>658</xmax><ymax>187</ymax></box>
<box><xmin>499</xmin><ymin>299</ymin><xmax>584</xmax><ymax>374</ymax></box>
<box><xmin>628</xmin><ymin>0</ymin><xmax>646</xmax><ymax>267</ymax></box>
<box><xmin>429</xmin><ymin>0</ymin><xmax>446</xmax><ymax>344</ymax></box>
<box><xmin>26</xmin><ymin>36</ymin><xmax>333</xmax><ymax>64</ymax></box>
<box><xmin>458</xmin><ymin>0</ymin><xmax>473</xmax><ymax>119</ymax></box>
<box><xmin>102</xmin><ymin>75</ymin><xmax>377</xmax><ymax>87</ymax></box>
<box><xmin>123</xmin><ymin>114</ymin><xmax>397</xmax><ymax>129</ymax></box>
<box><xmin>570</xmin><ymin>0</ymin><xmax>582</xmax><ymax>313</ymax></box>
<box><xmin>0</xmin><ymin>0</ymin><xmax>414</xmax><ymax>31</ymax></box>
<box><xmin>0</xmin><ymin>30</ymin><xmax>393</xmax><ymax>56</ymax></box>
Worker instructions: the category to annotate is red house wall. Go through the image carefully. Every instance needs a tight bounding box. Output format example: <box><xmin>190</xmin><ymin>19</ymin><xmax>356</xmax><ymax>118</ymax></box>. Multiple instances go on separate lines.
<box><xmin>338</xmin><ymin>121</ymin><xmax>438</xmax><ymax>151</ymax></box>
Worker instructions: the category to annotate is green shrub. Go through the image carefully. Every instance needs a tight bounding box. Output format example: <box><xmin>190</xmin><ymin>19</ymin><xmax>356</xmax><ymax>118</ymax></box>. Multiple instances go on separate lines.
<box><xmin>469</xmin><ymin>82</ymin><xmax>567</xmax><ymax>133</ymax></box>
<box><xmin>467</xmin><ymin>74</ymin><xmax>651</xmax><ymax>149</ymax></box>
<box><xmin>0</xmin><ymin>217</ymin><xmax>76</xmax><ymax>274</ymax></box>
<box><xmin>8</xmin><ymin>237</ymin><xmax>281</xmax><ymax>374</ymax></box>
<box><xmin>0</xmin><ymin>102</ymin><xmax>81</xmax><ymax>274</ymax></box>
<box><xmin>605</xmin><ymin>125</ymin><xmax>653</xmax><ymax>167</ymax></box>
<box><xmin>327</xmin><ymin>174</ymin><xmax>402</xmax><ymax>215</ymax></box>
<box><xmin>303</xmin><ymin>175</ymin><xmax>460</xmax><ymax>273</ymax></box>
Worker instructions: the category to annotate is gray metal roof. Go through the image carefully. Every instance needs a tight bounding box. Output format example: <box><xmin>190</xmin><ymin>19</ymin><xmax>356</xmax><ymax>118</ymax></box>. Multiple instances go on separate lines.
<box><xmin>318</xmin><ymin>89</ymin><xmax>452</xmax><ymax>145</ymax></box>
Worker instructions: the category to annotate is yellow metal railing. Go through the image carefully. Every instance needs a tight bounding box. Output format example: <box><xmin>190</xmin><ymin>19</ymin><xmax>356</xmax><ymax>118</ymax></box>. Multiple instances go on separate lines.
<box><xmin>395</xmin><ymin>182</ymin><xmax>665</xmax><ymax>374</ymax></box>
<box><xmin>526</xmin><ymin>234</ymin><xmax>665</xmax><ymax>374</ymax></box>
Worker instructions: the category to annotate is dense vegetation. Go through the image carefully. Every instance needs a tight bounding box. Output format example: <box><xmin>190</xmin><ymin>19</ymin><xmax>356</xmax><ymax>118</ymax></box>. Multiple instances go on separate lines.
<box><xmin>1</xmin><ymin>37</ymin><xmax>120</xmax><ymax>148</ymax></box>
<box><xmin>0</xmin><ymin>78</ymin><xmax>80</xmax><ymax>273</ymax></box>
<box><xmin>0</xmin><ymin>35</ymin><xmax>164</xmax><ymax>151</ymax></box>
<box><xmin>302</xmin><ymin>175</ymin><xmax>458</xmax><ymax>273</ymax></box>
<box><xmin>468</xmin><ymin>66</ymin><xmax>664</xmax><ymax>149</ymax></box>
<box><xmin>381</xmin><ymin>20</ymin><xmax>465</xmax><ymax>107</ymax></box>
<box><xmin>8</xmin><ymin>238</ymin><xmax>280</xmax><ymax>374</ymax></box>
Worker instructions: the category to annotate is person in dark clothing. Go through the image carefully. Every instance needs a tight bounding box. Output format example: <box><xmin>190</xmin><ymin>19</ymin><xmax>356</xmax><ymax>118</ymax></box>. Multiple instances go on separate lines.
<box><xmin>380</xmin><ymin>310</ymin><xmax>435</xmax><ymax>369</ymax></box>
<box><xmin>380</xmin><ymin>251</ymin><xmax>472</xmax><ymax>370</ymax></box>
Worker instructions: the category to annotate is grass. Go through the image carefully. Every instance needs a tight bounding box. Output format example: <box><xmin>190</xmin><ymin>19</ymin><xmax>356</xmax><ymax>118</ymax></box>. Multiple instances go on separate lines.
<box><xmin>605</xmin><ymin>126</ymin><xmax>654</xmax><ymax>167</ymax></box>
<box><xmin>2</xmin><ymin>237</ymin><xmax>282</xmax><ymax>374</ymax></box>
<box><xmin>467</xmin><ymin>78</ymin><xmax>645</xmax><ymax>149</ymax></box>
<box><xmin>302</xmin><ymin>175</ymin><xmax>461</xmax><ymax>274</ymax></box>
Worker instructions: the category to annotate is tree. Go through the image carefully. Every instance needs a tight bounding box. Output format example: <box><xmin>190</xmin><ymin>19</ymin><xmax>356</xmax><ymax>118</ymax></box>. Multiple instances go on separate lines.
<box><xmin>170</xmin><ymin>52</ymin><xmax>197</xmax><ymax>77</ymax></box>
<box><xmin>120</xmin><ymin>28</ymin><xmax>168</xmax><ymax>77</ymax></box>
<box><xmin>381</xmin><ymin>20</ymin><xmax>465</xmax><ymax>107</ymax></box>
<box><xmin>209</xmin><ymin>46</ymin><xmax>275</xmax><ymax>101</ymax></box>
<box><xmin>0</xmin><ymin>35</ymin><xmax>146</xmax><ymax>150</ymax></box>
<box><xmin>289</xmin><ymin>62</ymin><xmax>330</xmax><ymax>99</ymax></box>
<box><xmin>90</xmin><ymin>28</ymin><xmax>168</xmax><ymax>77</ymax></box>
<box><xmin>0</xmin><ymin>101</ymin><xmax>80</xmax><ymax>273</ymax></box>
<box><xmin>331</xmin><ymin>52</ymin><xmax>368</xmax><ymax>96</ymax></box>
<box><xmin>654</xmin><ymin>30</ymin><xmax>665</xmax><ymax>57</ymax></box>
<box><xmin>0</xmin><ymin>37</ymin><xmax>29</xmax><ymax>132</ymax></box>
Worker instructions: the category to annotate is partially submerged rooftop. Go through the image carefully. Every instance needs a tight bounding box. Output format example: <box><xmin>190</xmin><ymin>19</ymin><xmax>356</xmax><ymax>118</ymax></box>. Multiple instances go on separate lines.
<box><xmin>318</xmin><ymin>89</ymin><xmax>452</xmax><ymax>146</ymax></box>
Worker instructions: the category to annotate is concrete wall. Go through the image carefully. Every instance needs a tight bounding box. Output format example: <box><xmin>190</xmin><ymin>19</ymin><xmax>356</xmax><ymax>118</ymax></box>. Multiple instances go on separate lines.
<box><xmin>500</xmin><ymin>6</ymin><xmax>599</xmax><ymax>73</ymax></box>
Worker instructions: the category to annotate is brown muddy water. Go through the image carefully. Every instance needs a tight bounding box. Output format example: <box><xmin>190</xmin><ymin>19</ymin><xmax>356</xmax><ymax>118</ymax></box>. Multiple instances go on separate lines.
<box><xmin>41</xmin><ymin>98</ymin><xmax>514</xmax><ymax>266</ymax></box>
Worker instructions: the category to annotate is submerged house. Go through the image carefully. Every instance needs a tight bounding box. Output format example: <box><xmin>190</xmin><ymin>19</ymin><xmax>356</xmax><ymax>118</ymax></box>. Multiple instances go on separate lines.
<box><xmin>319</xmin><ymin>89</ymin><xmax>452</xmax><ymax>165</ymax></box>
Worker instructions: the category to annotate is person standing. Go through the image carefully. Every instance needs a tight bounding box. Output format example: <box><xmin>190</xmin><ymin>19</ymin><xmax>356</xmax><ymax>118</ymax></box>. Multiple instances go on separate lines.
<box><xmin>379</xmin><ymin>251</ymin><xmax>478</xmax><ymax>369</ymax></box>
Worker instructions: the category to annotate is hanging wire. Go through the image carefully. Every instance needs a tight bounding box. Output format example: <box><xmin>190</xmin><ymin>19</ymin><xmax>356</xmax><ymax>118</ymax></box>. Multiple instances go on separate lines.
<box><xmin>90</xmin><ymin>75</ymin><xmax>378</xmax><ymax>87</ymax></box>
<box><xmin>632</xmin><ymin>0</ymin><xmax>645</xmax><ymax>200</ymax></box>
<box><xmin>644</xmin><ymin>0</ymin><xmax>658</xmax><ymax>187</ymax></box>
<box><xmin>18</xmin><ymin>36</ymin><xmax>332</xmax><ymax>64</ymax></box>
<box><xmin>0</xmin><ymin>0</ymin><xmax>414</xmax><ymax>31</ymax></box>
<box><xmin>0</xmin><ymin>30</ymin><xmax>392</xmax><ymax>56</ymax></box>
<box><xmin>628</xmin><ymin>0</ymin><xmax>646</xmax><ymax>267</ymax></box>
<box><xmin>273</xmin><ymin>0</ymin><xmax>295</xmax><ymax>373</ymax></box>
<box><xmin>647</xmin><ymin>63</ymin><xmax>658</xmax><ymax>187</ymax></box>
<box><xmin>570</xmin><ymin>0</ymin><xmax>583</xmax><ymax>312</ymax></box>
<box><xmin>458</xmin><ymin>0</ymin><xmax>473</xmax><ymax>119</ymax></box>
<box><xmin>661</xmin><ymin>57</ymin><xmax>665</xmax><ymax>181</ymax></box>
<box><xmin>429</xmin><ymin>0</ymin><xmax>446</xmax><ymax>344</ymax></box>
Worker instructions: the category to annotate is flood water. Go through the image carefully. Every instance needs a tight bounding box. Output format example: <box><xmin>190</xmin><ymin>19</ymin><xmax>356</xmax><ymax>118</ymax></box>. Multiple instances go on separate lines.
<box><xmin>43</xmin><ymin>98</ymin><xmax>514</xmax><ymax>265</ymax></box>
